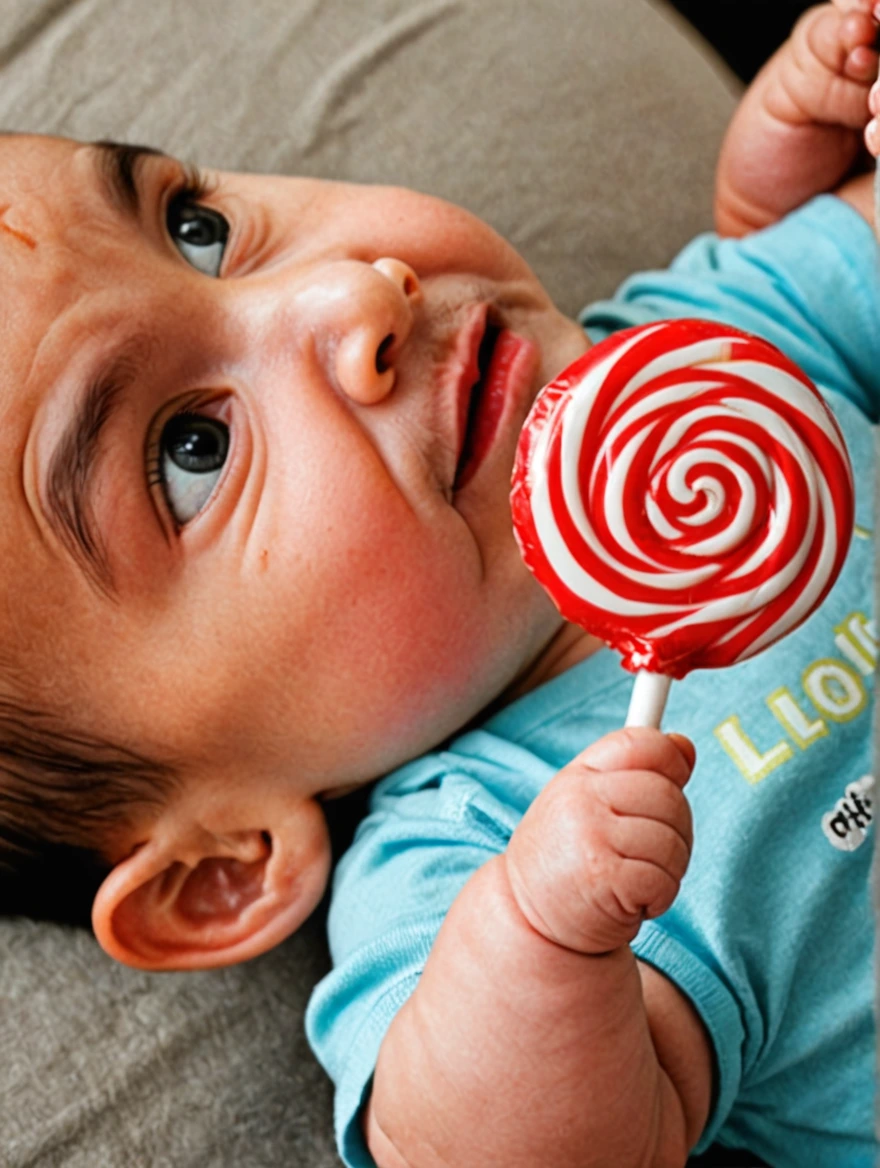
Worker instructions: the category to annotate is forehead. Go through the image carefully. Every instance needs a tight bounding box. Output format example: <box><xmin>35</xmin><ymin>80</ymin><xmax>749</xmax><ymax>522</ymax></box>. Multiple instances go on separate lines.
<box><xmin>0</xmin><ymin>137</ymin><xmax>195</xmax><ymax>715</ymax></box>
<box><xmin>0</xmin><ymin>131</ymin><xmax>71</xmax><ymax>189</ymax></box>
<box><xmin>0</xmin><ymin>137</ymin><xmax>105</xmax><ymax>458</ymax></box>
<box><xmin>0</xmin><ymin>138</ymin><xmax>123</xmax><ymax>641</ymax></box>
<box><xmin>0</xmin><ymin>133</ymin><xmax>92</xmax><ymax>244</ymax></box>
<box><xmin>0</xmin><ymin>133</ymin><xmax>200</xmax><ymax>420</ymax></box>
<box><xmin>0</xmin><ymin>136</ymin><xmax>131</xmax><ymax>369</ymax></box>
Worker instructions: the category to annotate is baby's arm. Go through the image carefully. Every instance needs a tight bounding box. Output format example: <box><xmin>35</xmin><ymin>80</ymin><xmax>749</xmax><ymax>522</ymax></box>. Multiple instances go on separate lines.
<box><xmin>365</xmin><ymin>729</ymin><xmax>712</xmax><ymax>1168</ymax></box>
<box><xmin>715</xmin><ymin>0</ymin><xmax>879</xmax><ymax>237</ymax></box>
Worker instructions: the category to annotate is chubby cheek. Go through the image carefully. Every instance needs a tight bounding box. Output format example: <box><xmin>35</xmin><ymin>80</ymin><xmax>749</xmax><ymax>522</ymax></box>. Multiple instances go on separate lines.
<box><xmin>246</xmin><ymin>500</ymin><xmax>500</xmax><ymax>775</ymax></box>
<box><xmin>319</xmin><ymin>528</ymin><xmax>492</xmax><ymax>748</ymax></box>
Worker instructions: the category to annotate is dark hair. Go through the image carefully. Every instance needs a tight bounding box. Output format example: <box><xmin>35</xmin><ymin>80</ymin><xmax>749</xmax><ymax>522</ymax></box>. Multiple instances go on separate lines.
<box><xmin>0</xmin><ymin>697</ymin><xmax>179</xmax><ymax>928</ymax></box>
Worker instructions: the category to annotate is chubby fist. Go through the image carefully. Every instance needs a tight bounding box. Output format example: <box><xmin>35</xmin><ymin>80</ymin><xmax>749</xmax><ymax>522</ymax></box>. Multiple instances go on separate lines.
<box><xmin>716</xmin><ymin>0</ymin><xmax>879</xmax><ymax>235</ymax></box>
<box><xmin>504</xmin><ymin>728</ymin><xmax>695</xmax><ymax>956</ymax></box>
<box><xmin>773</xmin><ymin>1</ymin><xmax>879</xmax><ymax>135</ymax></box>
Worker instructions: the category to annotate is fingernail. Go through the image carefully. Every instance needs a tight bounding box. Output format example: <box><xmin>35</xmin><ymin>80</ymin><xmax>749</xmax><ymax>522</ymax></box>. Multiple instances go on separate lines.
<box><xmin>867</xmin><ymin>118</ymin><xmax>880</xmax><ymax>152</ymax></box>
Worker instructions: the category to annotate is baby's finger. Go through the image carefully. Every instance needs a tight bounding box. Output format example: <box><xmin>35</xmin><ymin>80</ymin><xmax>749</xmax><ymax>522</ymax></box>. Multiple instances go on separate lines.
<box><xmin>867</xmin><ymin>114</ymin><xmax>880</xmax><ymax>154</ymax></box>
<box><xmin>666</xmin><ymin>732</ymin><xmax>696</xmax><ymax>774</ymax></box>
<box><xmin>608</xmin><ymin>817</ymin><xmax>691</xmax><ymax>884</ymax></box>
<box><xmin>831</xmin><ymin>0</ymin><xmax>877</xmax><ymax>17</ymax></box>
<box><xmin>576</xmin><ymin>727</ymin><xmax>695</xmax><ymax>787</ymax></box>
<box><xmin>804</xmin><ymin>7</ymin><xmax>877</xmax><ymax>74</ymax></box>
<box><xmin>843</xmin><ymin>41</ymin><xmax>879</xmax><ymax>82</ymax></box>
<box><xmin>831</xmin><ymin>0</ymin><xmax>867</xmax><ymax>10</ymax></box>
<box><xmin>618</xmin><ymin>857</ymin><xmax>681</xmax><ymax>921</ymax></box>
<box><xmin>867</xmin><ymin>81</ymin><xmax>880</xmax><ymax>151</ymax></box>
<box><xmin>837</xmin><ymin>13</ymin><xmax>880</xmax><ymax>89</ymax></box>
<box><xmin>592</xmin><ymin>770</ymin><xmax>693</xmax><ymax>848</ymax></box>
<box><xmin>841</xmin><ymin>9</ymin><xmax>879</xmax><ymax>50</ymax></box>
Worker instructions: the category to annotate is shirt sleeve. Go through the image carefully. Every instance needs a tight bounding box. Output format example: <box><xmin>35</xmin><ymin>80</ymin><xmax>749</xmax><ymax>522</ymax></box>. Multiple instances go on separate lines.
<box><xmin>580</xmin><ymin>196</ymin><xmax>880</xmax><ymax>422</ymax></box>
<box><xmin>632</xmin><ymin>925</ymin><xmax>747</xmax><ymax>1155</ymax></box>
<box><xmin>305</xmin><ymin>764</ymin><xmax>516</xmax><ymax>1168</ymax></box>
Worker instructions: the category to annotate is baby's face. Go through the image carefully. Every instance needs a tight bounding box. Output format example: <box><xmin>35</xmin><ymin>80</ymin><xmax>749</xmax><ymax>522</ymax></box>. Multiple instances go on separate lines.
<box><xmin>0</xmin><ymin>134</ymin><xmax>588</xmax><ymax>820</ymax></box>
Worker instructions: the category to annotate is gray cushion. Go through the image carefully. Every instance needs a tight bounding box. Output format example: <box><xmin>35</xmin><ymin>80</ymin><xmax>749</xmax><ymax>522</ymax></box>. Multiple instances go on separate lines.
<box><xmin>0</xmin><ymin>1</ymin><xmax>737</xmax><ymax>1164</ymax></box>
<box><xmin>0</xmin><ymin>0</ymin><xmax>738</xmax><ymax>315</ymax></box>
<box><xmin>1</xmin><ymin>913</ymin><xmax>338</xmax><ymax>1167</ymax></box>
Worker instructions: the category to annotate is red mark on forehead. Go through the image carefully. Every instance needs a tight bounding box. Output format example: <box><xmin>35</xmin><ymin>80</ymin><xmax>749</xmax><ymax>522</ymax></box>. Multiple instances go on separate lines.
<box><xmin>0</xmin><ymin>205</ymin><xmax>37</xmax><ymax>250</ymax></box>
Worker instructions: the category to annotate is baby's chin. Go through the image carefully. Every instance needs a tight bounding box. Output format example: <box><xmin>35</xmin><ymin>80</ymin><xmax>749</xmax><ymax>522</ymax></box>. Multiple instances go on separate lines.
<box><xmin>359</xmin><ymin>663</ymin><xmax>515</xmax><ymax>773</ymax></box>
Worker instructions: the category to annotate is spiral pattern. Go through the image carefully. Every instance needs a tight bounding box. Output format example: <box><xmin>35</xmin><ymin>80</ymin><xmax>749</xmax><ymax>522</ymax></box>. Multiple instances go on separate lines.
<box><xmin>510</xmin><ymin>319</ymin><xmax>854</xmax><ymax>678</ymax></box>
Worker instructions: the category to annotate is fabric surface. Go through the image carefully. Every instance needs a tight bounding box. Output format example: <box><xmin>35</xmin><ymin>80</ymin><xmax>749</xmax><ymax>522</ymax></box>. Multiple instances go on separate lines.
<box><xmin>0</xmin><ymin>0</ymin><xmax>738</xmax><ymax>317</ymax></box>
<box><xmin>0</xmin><ymin>911</ymin><xmax>338</xmax><ymax>1167</ymax></box>
<box><xmin>0</xmin><ymin>1</ymin><xmax>738</xmax><ymax>1165</ymax></box>
<box><xmin>306</xmin><ymin>197</ymin><xmax>878</xmax><ymax>1168</ymax></box>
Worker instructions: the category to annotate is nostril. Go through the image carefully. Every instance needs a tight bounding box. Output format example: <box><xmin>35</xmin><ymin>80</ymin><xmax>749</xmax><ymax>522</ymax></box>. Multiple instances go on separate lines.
<box><xmin>376</xmin><ymin>334</ymin><xmax>395</xmax><ymax>374</ymax></box>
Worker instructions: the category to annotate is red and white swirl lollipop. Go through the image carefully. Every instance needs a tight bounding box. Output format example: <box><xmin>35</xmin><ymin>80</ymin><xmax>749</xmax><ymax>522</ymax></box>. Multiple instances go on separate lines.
<box><xmin>511</xmin><ymin>319</ymin><xmax>854</xmax><ymax>727</ymax></box>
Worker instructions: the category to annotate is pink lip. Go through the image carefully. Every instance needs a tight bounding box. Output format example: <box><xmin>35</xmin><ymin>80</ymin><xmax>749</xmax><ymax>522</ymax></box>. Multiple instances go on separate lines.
<box><xmin>452</xmin><ymin>305</ymin><xmax>490</xmax><ymax>456</ymax></box>
<box><xmin>454</xmin><ymin>327</ymin><xmax>537</xmax><ymax>492</ymax></box>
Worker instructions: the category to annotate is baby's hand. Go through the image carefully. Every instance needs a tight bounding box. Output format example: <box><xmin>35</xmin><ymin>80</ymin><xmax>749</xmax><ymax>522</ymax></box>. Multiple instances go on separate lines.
<box><xmin>778</xmin><ymin>1</ymin><xmax>879</xmax><ymax>133</ymax></box>
<box><xmin>504</xmin><ymin>728</ymin><xmax>694</xmax><ymax>956</ymax></box>
<box><xmin>716</xmin><ymin>0</ymin><xmax>879</xmax><ymax>234</ymax></box>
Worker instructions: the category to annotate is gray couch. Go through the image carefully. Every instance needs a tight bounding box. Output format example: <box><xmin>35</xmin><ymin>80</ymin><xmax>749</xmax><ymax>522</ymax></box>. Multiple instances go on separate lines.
<box><xmin>0</xmin><ymin>2</ymin><xmax>739</xmax><ymax>1164</ymax></box>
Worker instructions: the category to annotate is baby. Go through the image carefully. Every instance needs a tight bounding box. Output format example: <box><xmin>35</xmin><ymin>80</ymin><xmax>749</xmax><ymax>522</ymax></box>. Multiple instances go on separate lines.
<box><xmin>0</xmin><ymin>1</ymin><xmax>876</xmax><ymax>1165</ymax></box>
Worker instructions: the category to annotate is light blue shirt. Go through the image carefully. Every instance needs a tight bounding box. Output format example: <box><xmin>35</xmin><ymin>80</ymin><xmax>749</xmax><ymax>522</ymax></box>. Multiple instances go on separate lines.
<box><xmin>306</xmin><ymin>196</ymin><xmax>878</xmax><ymax>1168</ymax></box>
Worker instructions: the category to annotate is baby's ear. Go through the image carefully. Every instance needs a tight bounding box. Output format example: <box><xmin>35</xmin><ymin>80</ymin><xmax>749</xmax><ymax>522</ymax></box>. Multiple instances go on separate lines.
<box><xmin>91</xmin><ymin>799</ymin><xmax>331</xmax><ymax>971</ymax></box>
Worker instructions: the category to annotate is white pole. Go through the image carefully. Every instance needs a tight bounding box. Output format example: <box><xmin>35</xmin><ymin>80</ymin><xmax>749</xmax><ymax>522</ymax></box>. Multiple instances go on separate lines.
<box><xmin>625</xmin><ymin>671</ymin><xmax>672</xmax><ymax>729</ymax></box>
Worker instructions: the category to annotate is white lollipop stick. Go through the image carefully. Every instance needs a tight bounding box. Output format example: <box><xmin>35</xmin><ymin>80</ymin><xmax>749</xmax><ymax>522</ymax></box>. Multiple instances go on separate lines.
<box><xmin>625</xmin><ymin>671</ymin><xmax>672</xmax><ymax>729</ymax></box>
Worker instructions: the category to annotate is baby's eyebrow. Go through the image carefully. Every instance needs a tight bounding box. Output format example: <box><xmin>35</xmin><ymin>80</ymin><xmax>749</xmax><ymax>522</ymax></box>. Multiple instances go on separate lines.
<box><xmin>44</xmin><ymin>337</ymin><xmax>153</xmax><ymax>600</ymax></box>
<box><xmin>38</xmin><ymin>144</ymin><xmax>169</xmax><ymax>599</ymax></box>
<box><xmin>90</xmin><ymin>140</ymin><xmax>166</xmax><ymax>221</ymax></box>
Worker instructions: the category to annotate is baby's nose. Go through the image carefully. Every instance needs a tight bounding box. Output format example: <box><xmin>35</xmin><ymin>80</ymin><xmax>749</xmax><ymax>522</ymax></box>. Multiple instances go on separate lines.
<box><xmin>333</xmin><ymin>257</ymin><xmax>422</xmax><ymax>405</ymax></box>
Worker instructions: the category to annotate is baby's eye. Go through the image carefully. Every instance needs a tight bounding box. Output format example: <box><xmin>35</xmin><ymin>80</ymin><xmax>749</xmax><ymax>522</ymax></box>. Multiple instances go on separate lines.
<box><xmin>166</xmin><ymin>193</ymin><xmax>229</xmax><ymax>277</ymax></box>
<box><xmin>157</xmin><ymin>412</ymin><xmax>229</xmax><ymax>525</ymax></box>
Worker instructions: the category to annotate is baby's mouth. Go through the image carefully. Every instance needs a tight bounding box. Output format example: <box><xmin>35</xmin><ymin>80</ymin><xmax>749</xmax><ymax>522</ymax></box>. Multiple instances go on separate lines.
<box><xmin>453</xmin><ymin>316</ymin><xmax>502</xmax><ymax>491</ymax></box>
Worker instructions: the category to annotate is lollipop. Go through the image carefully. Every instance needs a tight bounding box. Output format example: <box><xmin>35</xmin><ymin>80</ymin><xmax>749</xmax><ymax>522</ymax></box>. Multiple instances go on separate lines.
<box><xmin>511</xmin><ymin>319</ymin><xmax>855</xmax><ymax>727</ymax></box>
